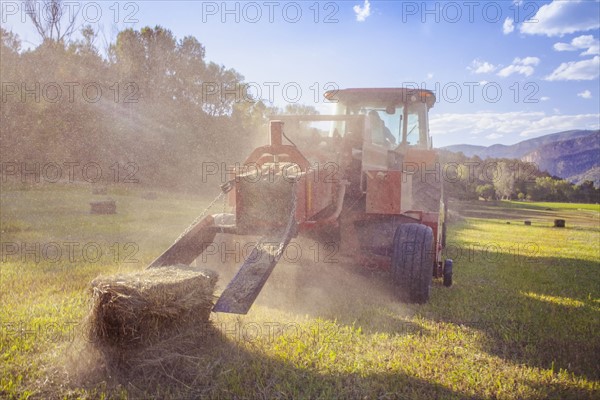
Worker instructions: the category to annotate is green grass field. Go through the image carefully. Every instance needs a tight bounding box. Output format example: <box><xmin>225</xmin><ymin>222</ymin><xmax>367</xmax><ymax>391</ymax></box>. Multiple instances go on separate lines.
<box><xmin>1</xmin><ymin>184</ymin><xmax>599</xmax><ymax>399</ymax></box>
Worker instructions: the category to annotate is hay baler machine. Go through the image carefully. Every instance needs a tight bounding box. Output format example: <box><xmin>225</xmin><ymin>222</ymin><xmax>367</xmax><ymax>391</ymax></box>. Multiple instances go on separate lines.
<box><xmin>148</xmin><ymin>88</ymin><xmax>453</xmax><ymax>314</ymax></box>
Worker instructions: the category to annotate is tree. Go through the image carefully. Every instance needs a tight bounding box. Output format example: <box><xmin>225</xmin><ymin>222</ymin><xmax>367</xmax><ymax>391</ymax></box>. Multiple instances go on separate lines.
<box><xmin>174</xmin><ymin>36</ymin><xmax>207</xmax><ymax>105</ymax></box>
<box><xmin>0</xmin><ymin>27</ymin><xmax>22</xmax><ymax>82</ymax></box>
<box><xmin>202</xmin><ymin>62</ymin><xmax>244</xmax><ymax>116</ymax></box>
<box><xmin>283</xmin><ymin>104</ymin><xmax>319</xmax><ymax>115</ymax></box>
<box><xmin>25</xmin><ymin>0</ymin><xmax>79</xmax><ymax>43</ymax></box>
<box><xmin>493</xmin><ymin>161</ymin><xmax>515</xmax><ymax>200</ymax></box>
<box><xmin>530</xmin><ymin>177</ymin><xmax>555</xmax><ymax>201</ymax></box>
<box><xmin>576</xmin><ymin>180</ymin><xmax>600</xmax><ymax>203</ymax></box>
<box><xmin>0</xmin><ymin>28</ymin><xmax>24</xmax><ymax>162</ymax></box>
<box><xmin>476</xmin><ymin>184</ymin><xmax>495</xmax><ymax>201</ymax></box>
<box><xmin>554</xmin><ymin>179</ymin><xmax>574</xmax><ymax>202</ymax></box>
<box><xmin>68</xmin><ymin>25</ymin><xmax>99</xmax><ymax>55</ymax></box>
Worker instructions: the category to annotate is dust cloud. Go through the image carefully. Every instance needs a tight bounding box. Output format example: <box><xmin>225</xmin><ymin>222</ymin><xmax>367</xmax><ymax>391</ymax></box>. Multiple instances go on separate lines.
<box><xmin>45</xmin><ymin>235</ymin><xmax>415</xmax><ymax>397</ymax></box>
<box><xmin>207</xmin><ymin>234</ymin><xmax>416</xmax><ymax>334</ymax></box>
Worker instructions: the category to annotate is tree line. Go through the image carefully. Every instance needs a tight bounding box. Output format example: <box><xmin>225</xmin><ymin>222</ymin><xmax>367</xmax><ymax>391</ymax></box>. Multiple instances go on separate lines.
<box><xmin>439</xmin><ymin>151</ymin><xmax>599</xmax><ymax>203</ymax></box>
<box><xmin>1</xmin><ymin>21</ymin><xmax>286</xmax><ymax>191</ymax></box>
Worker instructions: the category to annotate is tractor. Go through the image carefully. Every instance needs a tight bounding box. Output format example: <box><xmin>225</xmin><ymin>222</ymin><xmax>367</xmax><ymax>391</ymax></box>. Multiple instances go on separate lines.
<box><xmin>148</xmin><ymin>87</ymin><xmax>453</xmax><ymax>314</ymax></box>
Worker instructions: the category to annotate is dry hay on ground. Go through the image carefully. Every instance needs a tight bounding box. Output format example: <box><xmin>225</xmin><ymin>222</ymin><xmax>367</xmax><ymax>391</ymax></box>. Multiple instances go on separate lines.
<box><xmin>88</xmin><ymin>266</ymin><xmax>218</xmax><ymax>349</ymax></box>
<box><xmin>49</xmin><ymin>266</ymin><xmax>221</xmax><ymax>396</ymax></box>
<box><xmin>84</xmin><ymin>265</ymin><xmax>219</xmax><ymax>390</ymax></box>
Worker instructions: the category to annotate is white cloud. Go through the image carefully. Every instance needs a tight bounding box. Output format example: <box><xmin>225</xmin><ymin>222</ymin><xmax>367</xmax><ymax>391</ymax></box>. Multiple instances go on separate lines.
<box><xmin>497</xmin><ymin>57</ymin><xmax>540</xmax><ymax>77</ymax></box>
<box><xmin>518</xmin><ymin>114</ymin><xmax>600</xmax><ymax>136</ymax></box>
<box><xmin>545</xmin><ymin>55</ymin><xmax>600</xmax><ymax>80</ymax></box>
<box><xmin>427</xmin><ymin>72</ymin><xmax>434</xmax><ymax>79</ymax></box>
<box><xmin>498</xmin><ymin>65</ymin><xmax>534</xmax><ymax>77</ymax></box>
<box><xmin>468</xmin><ymin>59</ymin><xmax>497</xmax><ymax>74</ymax></box>
<box><xmin>430</xmin><ymin>111</ymin><xmax>600</xmax><ymax>139</ymax></box>
<box><xmin>553</xmin><ymin>35</ymin><xmax>600</xmax><ymax>56</ymax></box>
<box><xmin>353</xmin><ymin>0</ymin><xmax>371</xmax><ymax>22</ymax></box>
<box><xmin>577</xmin><ymin>90</ymin><xmax>592</xmax><ymax>99</ymax></box>
<box><xmin>503</xmin><ymin>18</ymin><xmax>515</xmax><ymax>34</ymax></box>
<box><xmin>520</xmin><ymin>57</ymin><xmax>541</xmax><ymax>66</ymax></box>
<box><xmin>519</xmin><ymin>0</ymin><xmax>600</xmax><ymax>37</ymax></box>
<box><xmin>540</xmin><ymin>96</ymin><xmax>550</xmax><ymax>101</ymax></box>
<box><xmin>486</xmin><ymin>133</ymin><xmax>503</xmax><ymax>140</ymax></box>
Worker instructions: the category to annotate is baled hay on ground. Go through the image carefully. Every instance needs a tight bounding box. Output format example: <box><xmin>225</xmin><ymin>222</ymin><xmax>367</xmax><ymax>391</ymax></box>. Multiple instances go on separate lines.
<box><xmin>88</xmin><ymin>266</ymin><xmax>218</xmax><ymax>348</ymax></box>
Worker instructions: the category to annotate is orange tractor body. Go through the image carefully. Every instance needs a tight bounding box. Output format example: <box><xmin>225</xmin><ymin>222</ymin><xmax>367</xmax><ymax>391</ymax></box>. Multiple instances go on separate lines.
<box><xmin>149</xmin><ymin>88</ymin><xmax>453</xmax><ymax>314</ymax></box>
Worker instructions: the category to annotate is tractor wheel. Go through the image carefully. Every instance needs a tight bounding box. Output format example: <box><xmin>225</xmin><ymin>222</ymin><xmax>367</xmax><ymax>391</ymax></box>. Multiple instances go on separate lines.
<box><xmin>443</xmin><ymin>259</ymin><xmax>453</xmax><ymax>287</ymax></box>
<box><xmin>391</xmin><ymin>223</ymin><xmax>434</xmax><ymax>303</ymax></box>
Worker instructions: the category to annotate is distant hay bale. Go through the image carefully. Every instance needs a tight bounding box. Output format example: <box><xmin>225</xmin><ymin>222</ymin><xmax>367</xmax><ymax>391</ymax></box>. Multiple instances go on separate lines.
<box><xmin>90</xmin><ymin>200</ymin><xmax>116</xmax><ymax>214</ymax></box>
<box><xmin>88</xmin><ymin>266</ymin><xmax>217</xmax><ymax>349</ymax></box>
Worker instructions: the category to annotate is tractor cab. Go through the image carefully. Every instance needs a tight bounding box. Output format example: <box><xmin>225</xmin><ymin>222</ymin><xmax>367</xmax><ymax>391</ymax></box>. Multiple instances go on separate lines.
<box><xmin>320</xmin><ymin>88</ymin><xmax>438</xmax><ymax>203</ymax></box>
<box><xmin>326</xmin><ymin>88</ymin><xmax>435</xmax><ymax>151</ymax></box>
<box><xmin>275</xmin><ymin>88</ymin><xmax>435</xmax><ymax>169</ymax></box>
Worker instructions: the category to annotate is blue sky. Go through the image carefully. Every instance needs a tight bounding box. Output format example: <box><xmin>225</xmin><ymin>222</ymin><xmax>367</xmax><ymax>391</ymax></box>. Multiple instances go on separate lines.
<box><xmin>2</xmin><ymin>0</ymin><xmax>599</xmax><ymax>147</ymax></box>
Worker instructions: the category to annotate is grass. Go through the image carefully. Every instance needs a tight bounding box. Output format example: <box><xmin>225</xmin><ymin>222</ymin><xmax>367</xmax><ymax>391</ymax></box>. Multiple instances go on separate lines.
<box><xmin>504</xmin><ymin>200</ymin><xmax>600</xmax><ymax>212</ymax></box>
<box><xmin>1</xmin><ymin>184</ymin><xmax>599</xmax><ymax>399</ymax></box>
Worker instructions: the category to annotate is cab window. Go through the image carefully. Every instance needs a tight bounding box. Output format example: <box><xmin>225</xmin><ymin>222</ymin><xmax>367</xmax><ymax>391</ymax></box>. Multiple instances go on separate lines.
<box><xmin>403</xmin><ymin>102</ymin><xmax>428</xmax><ymax>148</ymax></box>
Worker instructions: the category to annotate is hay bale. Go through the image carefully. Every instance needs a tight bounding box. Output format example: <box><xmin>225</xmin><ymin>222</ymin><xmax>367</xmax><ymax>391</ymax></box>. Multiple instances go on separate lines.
<box><xmin>88</xmin><ymin>266</ymin><xmax>217</xmax><ymax>348</ymax></box>
<box><xmin>90</xmin><ymin>200</ymin><xmax>116</xmax><ymax>214</ymax></box>
<box><xmin>69</xmin><ymin>266</ymin><xmax>220</xmax><ymax>392</ymax></box>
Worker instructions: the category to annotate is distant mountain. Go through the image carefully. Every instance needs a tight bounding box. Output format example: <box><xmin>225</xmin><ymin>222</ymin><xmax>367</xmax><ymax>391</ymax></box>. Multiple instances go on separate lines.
<box><xmin>442</xmin><ymin>130</ymin><xmax>596</xmax><ymax>159</ymax></box>
<box><xmin>440</xmin><ymin>144</ymin><xmax>487</xmax><ymax>157</ymax></box>
<box><xmin>441</xmin><ymin>130</ymin><xmax>600</xmax><ymax>185</ymax></box>
<box><xmin>566</xmin><ymin>166</ymin><xmax>600</xmax><ymax>186</ymax></box>
<box><xmin>522</xmin><ymin>132</ymin><xmax>600</xmax><ymax>185</ymax></box>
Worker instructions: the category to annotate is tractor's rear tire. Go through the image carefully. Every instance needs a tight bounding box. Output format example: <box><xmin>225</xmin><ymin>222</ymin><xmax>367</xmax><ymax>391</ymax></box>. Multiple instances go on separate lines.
<box><xmin>391</xmin><ymin>223</ymin><xmax>434</xmax><ymax>303</ymax></box>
